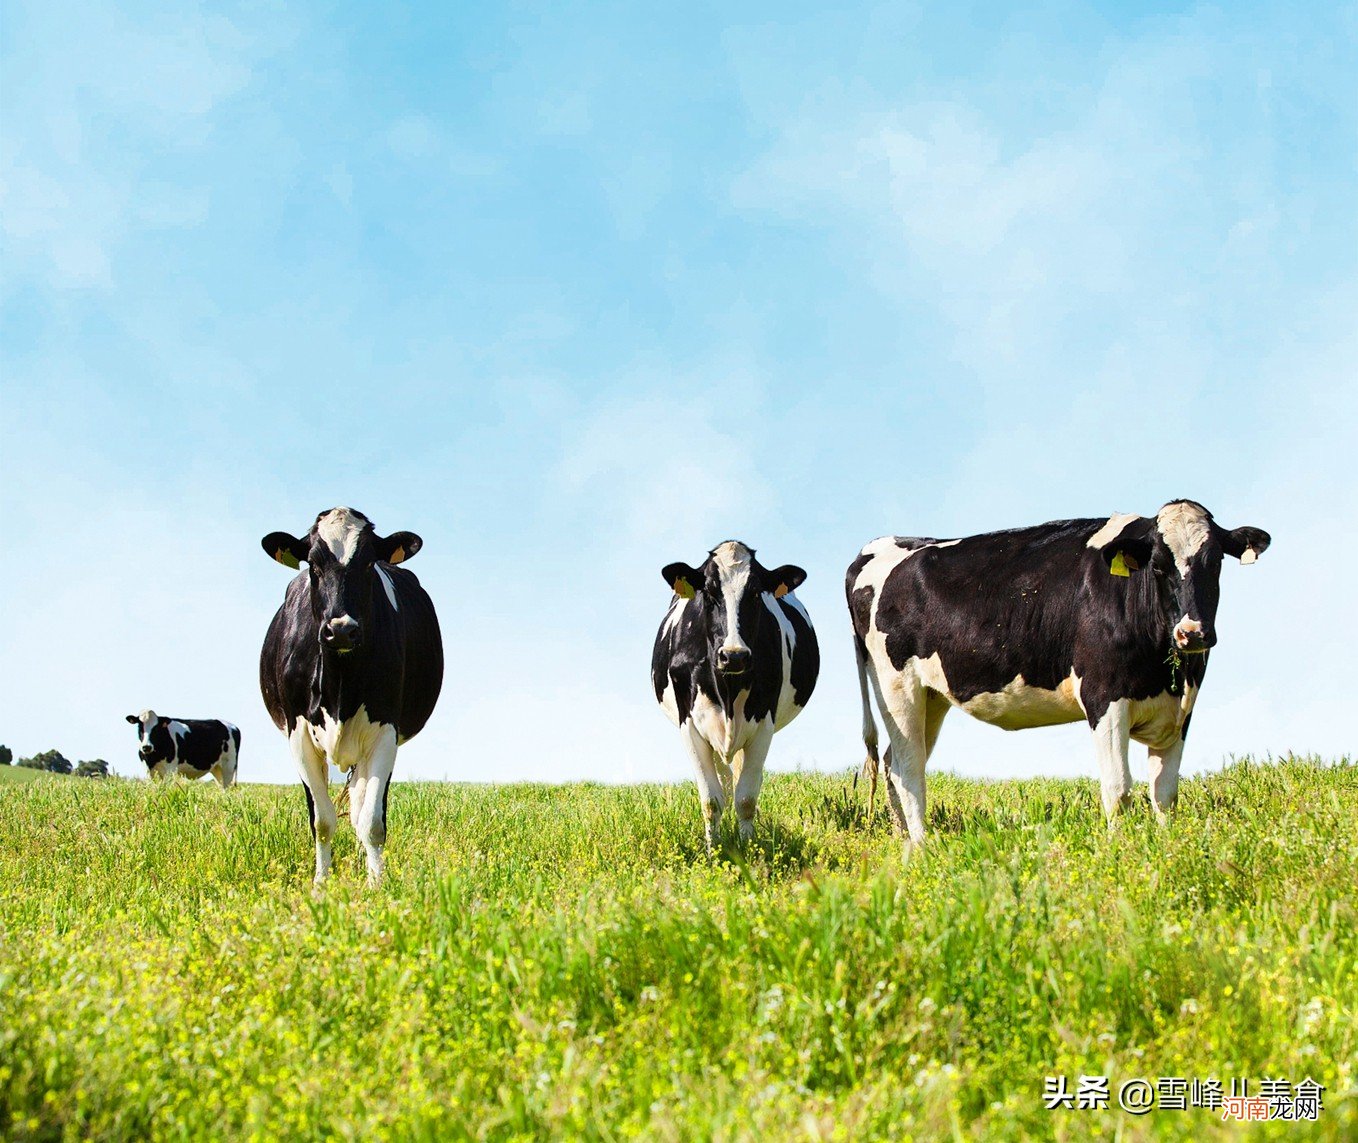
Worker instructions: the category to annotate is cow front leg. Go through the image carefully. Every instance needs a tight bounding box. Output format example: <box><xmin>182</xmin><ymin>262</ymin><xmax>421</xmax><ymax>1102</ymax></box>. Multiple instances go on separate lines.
<box><xmin>1090</xmin><ymin>700</ymin><xmax>1134</xmax><ymax>821</ymax></box>
<box><xmin>733</xmin><ymin>729</ymin><xmax>773</xmax><ymax>845</ymax></box>
<box><xmin>356</xmin><ymin>727</ymin><xmax>399</xmax><ymax>886</ymax></box>
<box><xmin>682</xmin><ymin>724</ymin><xmax>725</xmax><ymax>850</ymax></box>
<box><xmin>291</xmin><ymin>723</ymin><xmax>336</xmax><ymax>882</ymax></box>
<box><xmin>1147</xmin><ymin>737</ymin><xmax>1185</xmax><ymax>821</ymax></box>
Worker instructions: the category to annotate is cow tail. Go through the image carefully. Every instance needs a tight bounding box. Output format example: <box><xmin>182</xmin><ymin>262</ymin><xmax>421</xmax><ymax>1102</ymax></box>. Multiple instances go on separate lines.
<box><xmin>854</xmin><ymin>630</ymin><xmax>881</xmax><ymax>813</ymax></box>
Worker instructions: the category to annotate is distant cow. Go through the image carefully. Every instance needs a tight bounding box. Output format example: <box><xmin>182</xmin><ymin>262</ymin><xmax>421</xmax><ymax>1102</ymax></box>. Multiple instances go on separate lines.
<box><xmin>260</xmin><ymin>507</ymin><xmax>443</xmax><ymax>884</ymax></box>
<box><xmin>653</xmin><ymin>541</ymin><xmax>819</xmax><ymax>847</ymax></box>
<box><xmin>125</xmin><ymin>710</ymin><xmax>239</xmax><ymax>787</ymax></box>
<box><xmin>849</xmin><ymin>500</ymin><xmax>1270</xmax><ymax>841</ymax></box>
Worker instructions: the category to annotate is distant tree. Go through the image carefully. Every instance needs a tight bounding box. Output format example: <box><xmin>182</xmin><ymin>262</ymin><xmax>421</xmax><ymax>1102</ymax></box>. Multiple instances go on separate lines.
<box><xmin>18</xmin><ymin>749</ymin><xmax>73</xmax><ymax>774</ymax></box>
<box><xmin>0</xmin><ymin>745</ymin><xmax>11</xmax><ymax>766</ymax></box>
<box><xmin>75</xmin><ymin>759</ymin><xmax>110</xmax><ymax>779</ymax></box>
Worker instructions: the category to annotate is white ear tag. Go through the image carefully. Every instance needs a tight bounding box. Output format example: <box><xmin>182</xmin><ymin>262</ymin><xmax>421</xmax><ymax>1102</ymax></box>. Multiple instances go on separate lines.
<box><xmin>1240</xmin><ymin>548</ymin><xmax>1257</xmax><ymax>565</ymax></box>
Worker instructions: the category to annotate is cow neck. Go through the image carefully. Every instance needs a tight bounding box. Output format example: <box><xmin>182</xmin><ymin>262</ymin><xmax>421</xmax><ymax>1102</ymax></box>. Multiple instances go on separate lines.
<box><xmin>309</xmin><ymin>643</ymin><xmax>365</xmax><ymax>724</ymax></box>
<box><xmin>711</xmin><ymin>665</ymin><xmax>749</xmax><ymax>715</ymax></box>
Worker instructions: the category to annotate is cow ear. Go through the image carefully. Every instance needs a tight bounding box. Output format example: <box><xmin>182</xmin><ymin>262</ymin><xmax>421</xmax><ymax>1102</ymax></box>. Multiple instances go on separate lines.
<box><xmin>376</xmin><ymin>531</ymin><xmax>422</xmax><ymax>565</ymax></box>
<box><xmin>766</xmin><ymin>564</ymin><xmax>807</xmax><ymax>598</ymax></box>
<box><xmin>262</xmin><ymin>533</ymin><xmax>308</xmax><ymax>569</ymax></box>
<box><xmin>125</xmin><ymin>714</ymin><xmax>140</xmax><ymax>725</ymax></box>
<box><xmin>1098</xmin><ymin>522</ymin><xmax>1155</xmax><ymax>577</ymax></box>
<box><xmin>662</xmin><ymin>563</ymin><xmax>700</xmax><ymax>599</ymax></box>
<box><xmin>1220</xmin><ymin>524</ymin><xmax>1270</xmax><ymax>565</ymax></box>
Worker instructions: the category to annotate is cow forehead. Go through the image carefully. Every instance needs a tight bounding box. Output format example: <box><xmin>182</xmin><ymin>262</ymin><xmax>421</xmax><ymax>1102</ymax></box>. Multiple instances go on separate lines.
<box><xmin>1157</xmin><ymin>501</ymin><xmax>1212</xmax><ymax>570</ymax></box>
<box><xmin>137</xmin><ymin>709</ymin><xmax>157</xmax><ymax>727</ymax></box>
<box><xmin>315</xmin><ymin>507</ymin><xmax>371</xmax><ymax>565</ymax></box>
<box><xmin>710</xmin><ymin>541</ymin><xmax>754</xmax><ymax>576</ymax></box>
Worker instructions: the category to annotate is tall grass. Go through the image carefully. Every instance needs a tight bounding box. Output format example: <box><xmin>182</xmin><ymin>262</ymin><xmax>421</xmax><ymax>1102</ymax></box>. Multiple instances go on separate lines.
<box><xmin>1</xmin><ymin>758</ymin><xmax>1355</xmax><ymax>1140</ymax></box>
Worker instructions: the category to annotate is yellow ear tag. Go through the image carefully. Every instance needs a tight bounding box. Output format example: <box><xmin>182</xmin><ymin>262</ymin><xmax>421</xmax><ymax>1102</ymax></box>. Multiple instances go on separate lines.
<box><xmin>276</xmin><ymin>549</ymin><xmax>301</xmax><ymax>570</ymax></box>
<box><xmin>388</xmin><ymin>546</ymin><xmax>405</xmax><ymax>565</ymax></box>
<box><xmin>773</xmin><ymin>583</ymin><xmax>790</xmax><ymax>599</ymax></box>
<box><xmin>1110</xmin><ymin>552</ymin><xmax>1130</xmax><ymax>577</ymax></box>
<box><xmin>675</xmin><ymin>578</ymin><xmax>695</xmax><ymax>599</ymax></box>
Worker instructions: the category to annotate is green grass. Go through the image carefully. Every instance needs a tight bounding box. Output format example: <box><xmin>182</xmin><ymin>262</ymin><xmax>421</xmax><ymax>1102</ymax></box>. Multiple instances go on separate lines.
<box><xmin>0</xmin><ymin>766</ymin><xmax>61</xmax><ymax>785</ymax></box>
<box><xmin>1</xmin><ymin>758</ymin><xmax>1355</xmax><ymax>1141</ymax></box>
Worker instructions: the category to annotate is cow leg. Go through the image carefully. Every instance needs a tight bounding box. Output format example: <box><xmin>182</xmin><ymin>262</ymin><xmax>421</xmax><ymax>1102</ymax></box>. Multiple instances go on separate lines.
<box><xmin>879</xmin><ymin>679</ymin><xmax>930</xmax><ymax>845</ymax></box>
<box><xmin>348</xmin><ymin>768</ymin><xmax>369</xmax><ymax>836</ymax></box>
<box><xmin>1147</xmin><ymin>737</ymin><xmax>1185</xmax><ymax>821</ymax></box>
<box><xmin>733</xmin><ymin>728</ymin><xmax>773</xmax><ymax>845</ymax></box>
<box><xmin>683</xmin><ymin>724</ymin><xmax>725</xmax><ymax>850</ymax></box>
<box><xmin>291</xmin><ymin>724</ymin><xmax>336</xmax><ymax>882</ymax></box>
<box><xmin>1090</xmin><ymin>700</ymin><xmax>1134</xmax><ymax>821</ymax></box>
<box><xmin>356</xmin><ymin>727</ymin><xmax>399</xmax><ymax>886</ymax></box>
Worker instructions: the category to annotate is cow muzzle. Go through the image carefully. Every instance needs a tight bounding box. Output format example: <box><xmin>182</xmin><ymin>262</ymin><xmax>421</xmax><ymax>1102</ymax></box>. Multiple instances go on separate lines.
<box><xmin>1172</xmin><ymin>619</ymin><xmax>1213</xmax><ymax>654</ymax></box>
<box><xmin>716</xmin><ymin>646</ymin><xmax>753</xmax><ymax>675</ymax></box>
<box><xmin>321</xmin><ymin>615</ymin><xmax>363</xmax><ymax>652</ymax></box>
<box><xmin>139</xmin><ymin>744</ymin><xmax>155</xmax><ymax>759</ymax></box>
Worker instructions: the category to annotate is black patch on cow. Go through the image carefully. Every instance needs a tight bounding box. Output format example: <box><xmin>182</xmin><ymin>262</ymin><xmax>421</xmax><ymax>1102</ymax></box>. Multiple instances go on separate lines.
<box><xmin>303</xmin><ymin>784</ymin><xmax>317</xmax><ymax>841</ymax></box>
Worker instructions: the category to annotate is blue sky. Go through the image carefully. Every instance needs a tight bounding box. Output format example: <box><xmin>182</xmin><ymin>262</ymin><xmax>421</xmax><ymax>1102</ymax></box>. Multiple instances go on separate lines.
<box><xmin>2</xmin><ymin>1</ymin><xmax>1354</xmax><ymax>784</ymax></box>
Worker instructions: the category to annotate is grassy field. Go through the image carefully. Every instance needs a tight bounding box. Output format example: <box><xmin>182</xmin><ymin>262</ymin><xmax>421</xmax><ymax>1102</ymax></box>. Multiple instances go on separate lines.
<box><xmin>1</xmin><ymin>759</ymin><xmax>1355</xmax><ymax>1141</ymax></box>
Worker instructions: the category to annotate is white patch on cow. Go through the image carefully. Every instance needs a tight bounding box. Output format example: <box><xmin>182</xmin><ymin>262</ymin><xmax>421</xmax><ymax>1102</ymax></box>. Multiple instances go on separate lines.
<box><xmin>659</xmin><ymin>678</ymin><xmax>681</xmax><ymax>727</ymax></box>
<box><xmin>1157</xmin><ymin>501</ymin><xmax>1211</xmax><ymax>574</ymax></box>
<box><xmin>1127</xmin><ymin>683</ymin><xmax>1198</xmax><ymax>750</ymax></box>
<box><xmin>317</xmin><ymin>506</ymin><xmax>369</xmax><ymax>565</ymax></box>
<box><xmin>306</xmin><ymin>704</ymin><xmax>395</xmax><ymax>773</ymax></box>
<box><xmin>957</xmin><ymin>671</ymin><xmax>1086</xmax><ymax>729</ymax></box>
<box><xmin>1086</xmin><ymin>513</ymin><xmax>1142</xmax><ymax>550</ymax></box>
<box><xmin>375</xmin><ymin>563</ymin><xmax>399</xmax><ymax>611</ymax></box>
<box><xmin>711</xmin><ymin>541</ymin><xmax>754</xmax><ymax>656</ymax></box>
<box><xmin>687</xmin><ymin>687</ymin><xmax>770</xmax><ymax>762</ymax></box>
<box><xmin>211</xmin><ymin>724</ymin><xmax>240</xmax><ymax>788</ymax></box>
<box><xmin>661</xmin><ymin>594</ymin><xmax>688</xmax><ymax>638</ymax></box>
<box><xmin>761</xmin><ymin>593</ymin><xmax>809</xmax><ymax>730</ymax></box>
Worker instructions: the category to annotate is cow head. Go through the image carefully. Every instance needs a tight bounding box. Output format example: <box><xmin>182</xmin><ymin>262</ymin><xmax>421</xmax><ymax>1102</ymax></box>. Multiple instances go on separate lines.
<box><xmin>661</xmin><ymin>541</ymin><xmax>806</xmax><ymax>678</ymax></box>
<box><xmin>1095</xmin><ymin>500</ymin><xmax>1270</xmax><ymax>654</ymax></box>
<box><xmin>261</xmin><ymin>507</ymin><xmax>421</xmax><ymax>654</ymax></box>
<box><xmin>125</xmin><ymin>709</ymin><xmax>174</xmax><ymax>777</ymax></box>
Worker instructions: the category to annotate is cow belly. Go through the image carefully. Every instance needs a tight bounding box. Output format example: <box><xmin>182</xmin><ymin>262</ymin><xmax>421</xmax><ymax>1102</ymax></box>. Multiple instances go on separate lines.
<box><xmin>958</xmin><ymin>673</ymin><xmax>1085</xmax><ymax>730</ymax></box>
<box><xmin>307</xmin><ymin>706</ymin><xmax>391</xmax><ymax>772</ymax></box>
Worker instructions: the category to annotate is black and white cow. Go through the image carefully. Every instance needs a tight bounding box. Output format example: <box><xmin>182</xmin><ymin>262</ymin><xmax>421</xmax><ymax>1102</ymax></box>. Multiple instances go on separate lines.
<box><xmin>848</xmin><ymin>500</ymin><xmax>1270</xmax><ymax>841</ymax></box>
<box><xmin>259</xmin><ymin>507</ymin><xmax>443</xmax><ymax>884</ymax></box>
<box><xmin>124</xmin><ymin>710</ymin><xmax>239</xmax><ymax>787</ymax></box>
<box><xmin>652</xmin><ymin>541</ymin><xmax>819</xmax><ymax>847</ymax></box>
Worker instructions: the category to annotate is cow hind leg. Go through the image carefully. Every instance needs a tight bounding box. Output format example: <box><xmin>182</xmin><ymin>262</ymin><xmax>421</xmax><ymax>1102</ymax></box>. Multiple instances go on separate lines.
<box><xmin>878</xmin><ymin>676</ymin><xmax>931</xmax><ymax>846</ymax></box>
<box><xmin>733</xmin><ymin>728</ymin><xmax>774</xmax><ymax>845</ymax></box>
<box><xmin>356</xmin><ymin>727</ymin><xmax>398</xmax><ymax>886</ymax></box>
<box><xmin>291</xmin><ymin>725</ymin><xmax>336</xmax><ymax>882</ymax></box>
<box><xmin>1147</xmin><ymin>737</ymin><xmax>1185</xmax><ymax>822</ymax></box>
<box><xmin>1089</xmin><ymin>700</ymin><xmax>1134</xmax><ymax>822</ymax></box>
<box><xmin>682</xmin><ymin>724</ymin><xmax>725</xmax><ymax>851</ymax></box>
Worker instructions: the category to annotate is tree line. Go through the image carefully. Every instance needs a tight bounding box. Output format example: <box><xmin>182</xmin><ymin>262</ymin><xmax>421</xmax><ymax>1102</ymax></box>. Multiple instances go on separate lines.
<box><xmin>0</xmin><ymin>745</ymin><xmax>111</xmax><ymax>778</ymax></box>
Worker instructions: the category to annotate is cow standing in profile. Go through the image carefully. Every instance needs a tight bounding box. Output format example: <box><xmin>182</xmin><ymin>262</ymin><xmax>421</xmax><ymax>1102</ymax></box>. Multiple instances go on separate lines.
<box><xmin>125</xmin><ymin>710</ymin><xmax>239</xmax><ymax>787</ymax></box>
<box><xmin>259</xmin><ymin>507</ymin><xmax>443</xmax><ymax>884</ymax></box>
<box><xmin>652</xmin><ymin>541</ymin><xmax>819</xmax><ymax>848</ymax></box>
<box><xmin>849</xmin><ymin>500</ymin><xmax>1270</xmax><ymax>842</ymax></box>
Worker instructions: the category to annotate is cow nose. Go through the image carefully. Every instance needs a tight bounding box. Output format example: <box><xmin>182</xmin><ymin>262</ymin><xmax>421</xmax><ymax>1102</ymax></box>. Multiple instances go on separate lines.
<box><xmin>139</xmin><ymin>745</ymin><xmax>154</xmax><ymax>757</ymax></box>
<box><xmin>1173</xmin><ymin>620</ymin><xmax>1211</xmax><ymax>653</ymax></box>
<box><xmin>322</xmin><ymin>615</ymin><xmax>362</xmax><ymax>651</ymax></box>
<box><xmin>717</xmin><ymin>647</ymin><xmax>752</xmax><ymax>674</ymax></box>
